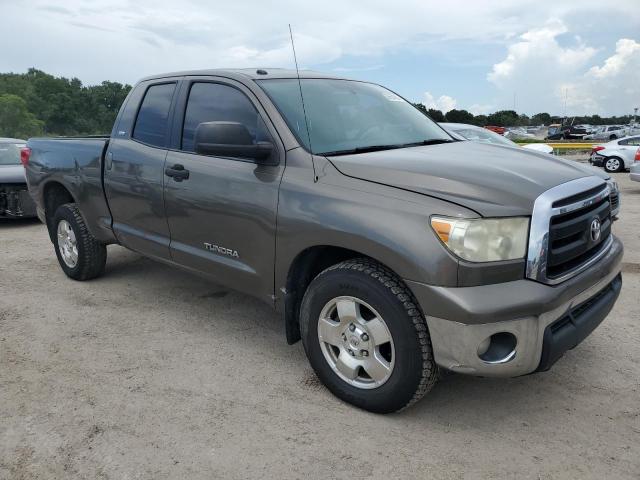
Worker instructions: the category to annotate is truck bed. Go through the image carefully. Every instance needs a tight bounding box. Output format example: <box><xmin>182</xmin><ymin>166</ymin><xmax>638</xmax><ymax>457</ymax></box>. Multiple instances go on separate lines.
<box><xmin>25</xmin><ymin>136</ymin><xmax>116</xmax><ymax>243</ymax></box>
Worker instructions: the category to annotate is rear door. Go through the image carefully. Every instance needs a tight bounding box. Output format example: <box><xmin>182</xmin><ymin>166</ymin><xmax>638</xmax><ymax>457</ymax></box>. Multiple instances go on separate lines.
<box><xmin>163</xmin><ymin>78</ymin><xmax>284</xmax><ymax>301</ymax></box>
<box><xmin>104</xmin><ymin>81</ymin><xmax>178</xmax><ymax>260</ymax></box>
<box><xmin>618</xmin><ymin>136</ymin><xmax>640</xmax><ymax>167</ymax></box>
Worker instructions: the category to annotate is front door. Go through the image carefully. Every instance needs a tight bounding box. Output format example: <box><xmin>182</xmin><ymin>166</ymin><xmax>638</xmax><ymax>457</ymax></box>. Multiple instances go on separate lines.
<box><xmin>163</xmin><ymin>79</ymin><xmax>284</xmax><ymax>301</ymax></box>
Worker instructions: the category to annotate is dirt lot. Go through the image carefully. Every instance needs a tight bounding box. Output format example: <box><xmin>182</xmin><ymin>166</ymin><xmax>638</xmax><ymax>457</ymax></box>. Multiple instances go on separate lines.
<box><xmin>1</xmin><ymin>171</ymin><xmax>639</xmax><ymax>479</ymax></box>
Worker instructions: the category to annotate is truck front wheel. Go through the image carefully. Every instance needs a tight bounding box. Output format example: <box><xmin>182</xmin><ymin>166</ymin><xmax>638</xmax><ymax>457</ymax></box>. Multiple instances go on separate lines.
<box><xmin>52</xmin><ymin>204</ymin><xmax>107</xmax><ymax>281</ymax></box>
<box><xmin>299</xmin><ymin>259</ymin><xmax>438</xmax><ymax>413</ymax></box>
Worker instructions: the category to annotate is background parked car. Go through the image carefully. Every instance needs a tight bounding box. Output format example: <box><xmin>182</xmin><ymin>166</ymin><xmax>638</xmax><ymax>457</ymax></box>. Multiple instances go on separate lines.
<box><xmin>0</xmin><ymin>138</ymin><xmax>37</xmax><ymax>218</ymax></box>
<box><xmin>441</xmin><ymin>123</ymin><xmax>554</xmax><ymax>154</ymax></box>
<box><xmin>630</xmin><ymin>148</ymin><xmax>640</xmax><ymax>182</ymax></box>
<box><xmin>584</xmin><ymin>125</ymin><xmax>628</xmax><ymax>141</ymax></box>
<box><xmin>589</xmin><ymin>135</ymin><xmax>640</xmax><ymax>173</ymax></box>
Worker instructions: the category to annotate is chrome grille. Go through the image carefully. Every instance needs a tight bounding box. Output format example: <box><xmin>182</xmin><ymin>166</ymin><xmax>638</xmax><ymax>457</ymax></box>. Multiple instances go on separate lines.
<box><xmin>527</xmin><ymin>177</ymin><xmax>612</xmax><ymax>285</ymax></box>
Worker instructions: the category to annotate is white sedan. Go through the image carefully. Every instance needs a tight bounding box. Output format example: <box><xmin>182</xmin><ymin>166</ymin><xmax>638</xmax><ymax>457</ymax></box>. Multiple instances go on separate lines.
<box><xmin>589</xmin><ymin>135</ymin><xmax>640</xmax><ymax>173</ymax></box>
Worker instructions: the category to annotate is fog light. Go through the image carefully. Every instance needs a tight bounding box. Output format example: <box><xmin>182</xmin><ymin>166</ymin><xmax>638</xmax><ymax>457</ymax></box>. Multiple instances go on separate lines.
<box><xmin>477</xmin><ymin>332</ymin><xmax>517</xmax><ymax>364</ymax></box>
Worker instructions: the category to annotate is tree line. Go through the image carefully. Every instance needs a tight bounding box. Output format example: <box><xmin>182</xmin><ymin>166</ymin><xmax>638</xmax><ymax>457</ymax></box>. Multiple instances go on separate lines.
<box><xmin>0</xmin><ymin>69</ymin><xmax>131</xmax><ymax>139</ymax></box>
<box><xmin>0</xmin><ymin>69</ymin><xmax>635</xmax><ymax>139</ymax></box>
<box><xmin>413</xmin><ymin>104</ymin><xmax>635</xmax><ymax>128</ymax></box>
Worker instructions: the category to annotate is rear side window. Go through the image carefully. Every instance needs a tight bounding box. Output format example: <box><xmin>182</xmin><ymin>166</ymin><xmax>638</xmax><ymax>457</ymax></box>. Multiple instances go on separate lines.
<box><xmin>132</xmin><ymin>83</ymin><xmax>176</xmax><ymax>147</ymax></box>
<box><xmin>620</xmin><ymin>137</ymin><xmax>640</xmax><ymax>146</ymax></box>
<box><xmin>181</xmin><ymin>82</ymin><xmax>270</xmax><ymax>152</ymax></box>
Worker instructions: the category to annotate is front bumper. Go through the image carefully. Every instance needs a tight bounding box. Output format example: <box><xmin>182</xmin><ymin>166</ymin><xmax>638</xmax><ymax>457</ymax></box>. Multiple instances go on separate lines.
<box><xmin>406</xmin><ymin>235</ymin><xmax>623</xmax><ymax>377</ymax></box>
<box><xmin>0</xmin><ymin>183</ymin><xmax>37</xmax><ymax>218</ymax></box>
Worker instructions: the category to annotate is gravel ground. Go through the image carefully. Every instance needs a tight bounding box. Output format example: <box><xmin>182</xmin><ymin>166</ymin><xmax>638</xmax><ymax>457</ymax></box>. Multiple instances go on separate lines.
<box><xmin>1</xmin><ymin>171</ymin><xmax>639</xmax><ymax>480</ymax></box>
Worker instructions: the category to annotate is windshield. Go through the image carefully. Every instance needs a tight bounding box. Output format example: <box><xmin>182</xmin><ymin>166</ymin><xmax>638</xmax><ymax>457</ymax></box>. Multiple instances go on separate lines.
<box><xmin>258</xmin><ymin>79</ymin><xmax>452</xmax><ymax>155</ymax></box>
<box><xmin>448</xmin><ymin>126</ymin><xmax>517</xmax><ymax>147</ymax></box>
<box><xmin>0</xmin><ymin>143</ymin><xmax>25</xmax><ymax>166</ymax></box>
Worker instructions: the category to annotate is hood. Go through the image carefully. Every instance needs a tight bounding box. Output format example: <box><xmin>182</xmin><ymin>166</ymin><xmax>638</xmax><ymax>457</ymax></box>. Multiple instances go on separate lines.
<box><xmin>0</xmin><ymin>165</ymin><xmax>26</xmax><ymax>183</ymax></box>
<box><xmin>327</xmin><ymin>141</ymin><xmax>605</xmax><ymax>216</ymax></box>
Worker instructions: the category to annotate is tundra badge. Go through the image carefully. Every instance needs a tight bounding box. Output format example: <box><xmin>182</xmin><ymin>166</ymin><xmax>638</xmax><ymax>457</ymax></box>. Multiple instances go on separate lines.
<box><xmin>204</xmin><ymin>243</ymin><xmax>239</xmax><ymax>258</ymax></box>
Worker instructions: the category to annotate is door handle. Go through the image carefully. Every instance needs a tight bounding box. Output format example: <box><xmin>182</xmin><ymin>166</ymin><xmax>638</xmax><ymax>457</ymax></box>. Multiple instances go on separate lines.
<box><xmin>165</xmin><ymin>164</ymin><xmax>190</xmax><ymax>182</ymax></box>
<box><xmin>105</xmin><ymin>152</ymin><xmax>113</xmax><ymax>170</ymax></box>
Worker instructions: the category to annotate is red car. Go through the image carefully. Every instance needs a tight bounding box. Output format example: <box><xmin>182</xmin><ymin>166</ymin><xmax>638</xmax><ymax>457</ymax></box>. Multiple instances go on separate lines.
<box><xmin>484</xmin><ymin>125</ymin><xmax>505</xmax><ymax>135</ymax></box>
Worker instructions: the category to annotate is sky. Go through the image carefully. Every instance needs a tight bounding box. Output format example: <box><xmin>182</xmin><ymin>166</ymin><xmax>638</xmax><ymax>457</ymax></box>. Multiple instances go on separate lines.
<box><xmin>1</xmin><ymin>0</ymin><xmax>639</xmax><ymax>116</ymax></box>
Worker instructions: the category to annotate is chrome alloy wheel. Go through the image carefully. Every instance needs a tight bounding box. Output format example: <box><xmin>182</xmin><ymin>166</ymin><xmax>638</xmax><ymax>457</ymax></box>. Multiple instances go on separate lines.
<box><xmin>605</xmin><ymin>158</ymin><xmax>621</xmax><ymax>172</ymax></box>
<box><xmin>317</xmin><ymin>296</ymin><xmax>395</xmax><ymax>389</ymax></box>
<box><xmin>57</xmin><ymin>219</ymin><xmax>78</xmax><ymax>268</ymax></box>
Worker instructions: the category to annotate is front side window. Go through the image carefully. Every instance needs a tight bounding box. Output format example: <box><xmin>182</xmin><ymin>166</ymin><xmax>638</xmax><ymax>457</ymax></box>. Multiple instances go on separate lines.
<box><xmin>181</xmin><ymin>82</ymin><xmax>270</xmax><ymax>153</ymax></box>
<box><xmin>132</xmin><ymin>83</ymin><xmax>176</xmax><ymax>147</ymax></box>
<box><xmin>258</xmin><ymin>79</ymin><xmax>452</xmax><ymax>155</ymax></box>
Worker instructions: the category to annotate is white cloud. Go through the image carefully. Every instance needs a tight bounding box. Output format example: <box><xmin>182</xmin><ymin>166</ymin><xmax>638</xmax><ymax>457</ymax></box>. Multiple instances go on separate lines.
<box><xmin>468</xmin><ymin>104</ymin><xmax>494</xmax><ymax>115</ymax></box>
<box><xmin>424</xmin><ymin>91</ymin><xmax>457</xmax><ymax>113</ymax></box>
<box><xmin>488</xmin><ymin>22</ymin><xmax>640</xmax><ymax>115</ymax></box>
<box><xmin>588</xmin><ymin>38</ymin><xmax>640</xmax><ymax>79</ymax></box>
<box><xmin>1</xmin><ymin>1</ymin><xmax>639</xmax><ymax>115</ymax></box>
<box><xmin>488</xmin><ymin>19</ymin><xmax>596</xmax><ymax>87</ymax></box>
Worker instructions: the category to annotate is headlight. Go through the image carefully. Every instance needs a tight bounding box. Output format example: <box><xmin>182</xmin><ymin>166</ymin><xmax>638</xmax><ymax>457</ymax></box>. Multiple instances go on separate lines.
<box><xmin>607</xmin><ymin>179</ymin><xmax>618</xmax><ymax>193</ymax></box>
<box><xmin>430</xmin><ymin>216</ymin><xmax>530</xmax><ymax>262</ymax></box>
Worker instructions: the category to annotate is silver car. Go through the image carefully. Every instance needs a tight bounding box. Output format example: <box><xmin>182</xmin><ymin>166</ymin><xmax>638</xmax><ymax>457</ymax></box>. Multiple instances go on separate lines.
<box><xmin>631</xmin><ymin>156</ymin><xmax>640</xmax><ymax>182</ymax></box>
<box><xmin>584</xmin><ymin>125</ymin><xmax>629</xmax><ymax>141</ymax></box>
<box><xmin>0</xmin><ymin>137</ymin><xmax>37</xmax><ymax>218</ymax></box>
<box><xmin>589</xmin><ymin>135</ymin><xmax>640</xmax><ymax>173</ymax></box>
<box><xmin>441</xmin><ymin>123</ymin><xmax>554</xmax><ymax>154</ymax></box>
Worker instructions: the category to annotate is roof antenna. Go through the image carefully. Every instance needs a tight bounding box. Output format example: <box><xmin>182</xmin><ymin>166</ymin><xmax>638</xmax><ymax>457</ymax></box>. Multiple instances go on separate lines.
<box><xmin>289</xmin><ymin>24</ymin><xmax>317</xmax><ymax>182</ymax></box>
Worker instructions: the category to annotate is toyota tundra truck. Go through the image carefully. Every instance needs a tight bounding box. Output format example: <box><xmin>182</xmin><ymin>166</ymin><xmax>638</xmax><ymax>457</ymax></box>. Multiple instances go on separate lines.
<box><xmin>24</xmin><ymin>69</ymin><xmax>623</xmax><ymax>413</ymax></box>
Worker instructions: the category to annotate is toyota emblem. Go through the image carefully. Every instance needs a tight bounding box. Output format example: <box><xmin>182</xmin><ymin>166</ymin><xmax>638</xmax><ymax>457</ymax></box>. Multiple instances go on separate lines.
<box><xmin>590</xmin><ymin>217</ymin><xmax>602</xmax><ymax>242</ymax></box>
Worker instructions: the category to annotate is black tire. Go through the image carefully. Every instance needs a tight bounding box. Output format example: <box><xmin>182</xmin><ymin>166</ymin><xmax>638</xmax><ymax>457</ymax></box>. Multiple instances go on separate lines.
<box><xmin>300</xmin><ymin>258</ymin><xmax>438</xmax><ymax>413</ymax></box>
<box><xmin>603</xmin><ymin>156</ymin><xmax>624</xmax><ymax>173</ymax></box>
<box><xmin>609</xmin><ymin>134</ymin><xmax>617</xmax><ymax>140</ymax></box>
<box><xmin>52</xmin><ymin>203</ymin><xmax>107</xmax><ymax>280</ymax></box>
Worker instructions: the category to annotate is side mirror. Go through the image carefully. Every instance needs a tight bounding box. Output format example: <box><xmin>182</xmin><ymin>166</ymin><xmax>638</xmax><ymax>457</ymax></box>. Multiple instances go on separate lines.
<box><xmin>194</xmin><ymin>121</ymin><xmax>276</xmax><ymax>164</ymax></box>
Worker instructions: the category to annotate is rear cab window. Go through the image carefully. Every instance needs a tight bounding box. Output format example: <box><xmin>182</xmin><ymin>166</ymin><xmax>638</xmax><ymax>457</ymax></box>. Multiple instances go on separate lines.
<box><xmin>132</xmin><ymin>83</ymin><xmax>177</xmax><ymax>148</ymax></box>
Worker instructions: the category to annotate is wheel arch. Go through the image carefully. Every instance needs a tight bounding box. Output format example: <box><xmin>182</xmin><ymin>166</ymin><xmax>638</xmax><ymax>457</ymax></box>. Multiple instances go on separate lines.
<box><xmin>281</xmin><ymin>244</ymin><xmax>407</xmax><ymax>344</ymax></box>
<box><xmin>42</xmin><ymin>180</ymin><xmax>76</xmax><ymax>242</ymax></box>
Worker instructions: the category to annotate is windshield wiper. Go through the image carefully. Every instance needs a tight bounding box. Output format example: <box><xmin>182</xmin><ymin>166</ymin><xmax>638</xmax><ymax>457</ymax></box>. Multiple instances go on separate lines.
<box><xmin>320</xmin><ymin>138</ymin><xmax>457</xmax><ymax>156</ymax></box>
<box><xmin>400</xmin><ymin>138</ymin><xmax>457</xmax><ymax>147</ymax></box>
<box><xmin>320</xmin><ymin>144</ymin><xmax>406</xmax><ymax>156</ymax></box>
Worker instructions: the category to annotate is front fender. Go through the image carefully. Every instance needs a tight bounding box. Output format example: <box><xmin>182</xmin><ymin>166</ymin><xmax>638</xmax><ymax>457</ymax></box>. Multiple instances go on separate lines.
<box><xmin>274</xmin><ymin>157</ymin><xmax>477</xmax><ymax>295</ymax></box>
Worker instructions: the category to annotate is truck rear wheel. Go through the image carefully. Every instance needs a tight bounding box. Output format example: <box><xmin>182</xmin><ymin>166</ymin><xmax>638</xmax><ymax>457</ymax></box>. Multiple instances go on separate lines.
<box><xmin>52</xmin><ymin>203</ymin><xmax>107</xmax><ymax>280</ymax></box>
<box><xmin>299</xmin><ymin>258</ymin><xmax>438</xmax><ymax>413</ymax></box>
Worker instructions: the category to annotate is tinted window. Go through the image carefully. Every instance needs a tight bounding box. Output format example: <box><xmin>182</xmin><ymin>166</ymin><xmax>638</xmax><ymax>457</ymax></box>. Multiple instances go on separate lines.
<box><xmin>182</xmin><ymin>82</ymin><xmax>270</xmax><ymax>152</ymax></box>
<box><xmin>132</xmin><ymin>83</ymin><xmax>176</xmax><ymax>147</ymax></box>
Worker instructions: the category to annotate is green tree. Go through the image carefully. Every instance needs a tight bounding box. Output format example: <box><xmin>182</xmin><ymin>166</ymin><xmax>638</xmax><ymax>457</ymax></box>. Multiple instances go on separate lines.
<box><xmin>413</xmin><ymin>102</ymin><xmax>427</xmax><ymax>114</ymax></box>
<box><xmin>487</xmin><ymin>110</ymin><xmax>519</xmax><ymax>126</ymax></box>
<box><xmin>426</xmin><ymin>108</ymin><xmax>445</xmax><ymax>122</ymax></box>
<box><xmin>0</xmin><ymin>69</ymin><xmax>131</xmax><ymax>136</ymax></box>
<box><xmin>445</xmin><ymin>109</ymin><xmax>475</xmax><ymax>124</ymax></box>
<box><xmin>472</xmin><ymin>114</ymin><xmax>488</xmax><ymax>126</ymax></box>
<box><xmin>0</xmin><ymin>94</ymin><xmax>44</xmax><ymax>138</ymax></box>
<box><xmin>531</xmin><ymin>112</ymin><xmax>551</xmax><ymax>125</ymax></box>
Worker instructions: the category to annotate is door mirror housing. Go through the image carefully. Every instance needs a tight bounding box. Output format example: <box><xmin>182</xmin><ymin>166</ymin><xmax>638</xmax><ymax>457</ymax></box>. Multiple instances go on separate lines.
<box><xmin>194</xmin><ymin>121</ymin><xmax>276</xmax><ymax>165</ymax></box>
